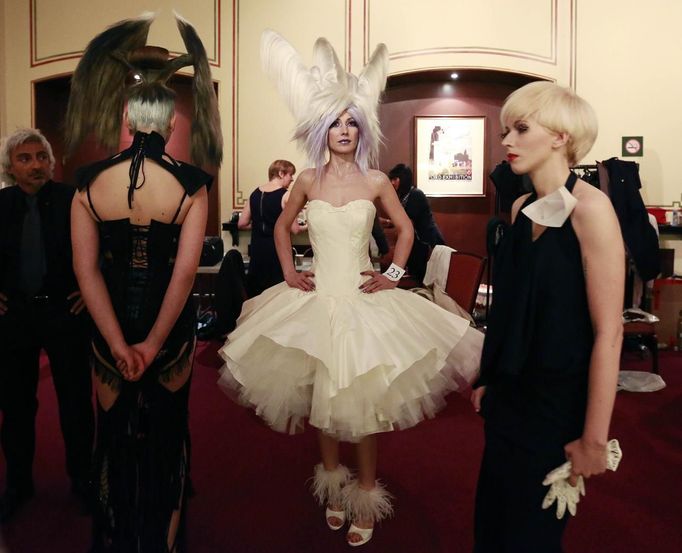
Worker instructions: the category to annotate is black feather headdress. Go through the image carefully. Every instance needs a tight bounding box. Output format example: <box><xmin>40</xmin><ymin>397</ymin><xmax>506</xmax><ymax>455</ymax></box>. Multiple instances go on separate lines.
<box><xmin>64</xmin><ymin>12</ymin><xmax>222</xmax><ymax>167</ymax></box>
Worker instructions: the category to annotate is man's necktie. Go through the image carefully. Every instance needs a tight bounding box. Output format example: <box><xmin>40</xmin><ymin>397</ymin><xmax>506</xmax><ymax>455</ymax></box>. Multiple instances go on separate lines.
<box><xmin>20</xmin><ymin>195</ymin><xmax>47</xmax><ymax>297</ymax></box>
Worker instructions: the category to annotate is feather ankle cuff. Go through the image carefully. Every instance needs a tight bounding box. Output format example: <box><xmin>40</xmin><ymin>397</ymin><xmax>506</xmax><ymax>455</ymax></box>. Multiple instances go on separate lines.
<box><xmin>342</xmin><ymin>479</ymin><xmax>394</xmax><ymax>523</ymax></box>
<box><xmin>310</xmin><ymin>463</ymin><xmax>352</xmax><ymax>506</ymax></box>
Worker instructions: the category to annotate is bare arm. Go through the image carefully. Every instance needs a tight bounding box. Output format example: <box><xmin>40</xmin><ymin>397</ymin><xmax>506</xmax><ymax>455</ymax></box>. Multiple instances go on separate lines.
<box><xmin>134</xmin><ymin>187</ymin><xmax>208</xmax><ymax>367</ymax></box>
<box><xmin>283</xmin><ymin>187</ymin><xmax>306</xmax><ymax>234</ymax></box>
<box><xmin>360</xmin><ymin>173</ymin><xmax>414</xmax><ymax>293</ymax></box>
<box><xmin>379</xmin><ymin>216</ymin><xmax>393</xmax><ymax>228</ymax></box>
<box><xmin>274</xmin><ymin>170</ymin><xmax>313</xmax><ymax>291</ymax></box>
<box><xmin>71</xmin><ymin>194</ymin><xmax>142</xmax><ymax>377</ymax></box>
<box><xmin>564</xmin><ymin>186</ymin><xmax>624</xmax><ymax>482</ymax></box>
<box><xmin>237</xmin><ymin>199</ymin><xmax>252</xmax><ymax>229</ymax></box>
<box><xmin>376</xmin><ymin>174</ymin><xmax>413</xmax><ymax>269</ymax></box>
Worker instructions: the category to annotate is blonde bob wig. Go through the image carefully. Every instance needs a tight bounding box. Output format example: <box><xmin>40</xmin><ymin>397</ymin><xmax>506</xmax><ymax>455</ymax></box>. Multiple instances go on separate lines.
<box><xmin>500</xmin><ymin>81</ymin><xmax>598</xmax><ymax>166</ymax></box>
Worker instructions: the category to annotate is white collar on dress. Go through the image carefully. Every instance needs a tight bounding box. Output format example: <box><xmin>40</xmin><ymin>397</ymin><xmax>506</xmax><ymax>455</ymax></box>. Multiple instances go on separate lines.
<box><xmin>521</xmin><ymin>186</ymin><xmax>577</xmax><ymax>227</ymax></box>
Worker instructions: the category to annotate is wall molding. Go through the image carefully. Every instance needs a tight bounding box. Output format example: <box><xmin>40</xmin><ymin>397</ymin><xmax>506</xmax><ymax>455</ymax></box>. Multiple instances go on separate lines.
<box><xmin>30</xmin><ymin>0</ymin><xmax>222</xmax><ymax>68</ymax></box>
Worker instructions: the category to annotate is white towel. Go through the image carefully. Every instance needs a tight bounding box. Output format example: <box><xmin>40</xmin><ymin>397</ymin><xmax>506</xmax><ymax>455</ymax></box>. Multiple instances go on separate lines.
<box><xmin>423</xmin><ymin>245</ymin><xmax>457</xmax><ymax>290</ymax></box>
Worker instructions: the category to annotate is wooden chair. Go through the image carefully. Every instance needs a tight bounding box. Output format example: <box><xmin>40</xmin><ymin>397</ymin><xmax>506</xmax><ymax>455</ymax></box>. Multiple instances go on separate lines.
<box><xmin>213</xmin><ymin>249</ymin><xmax>249</xmax><ymax>336</ymax></box>
<box><xmin>444</xmin><ymin>252</ymin><xmax>487</xmax><ymax>315</ymax></box>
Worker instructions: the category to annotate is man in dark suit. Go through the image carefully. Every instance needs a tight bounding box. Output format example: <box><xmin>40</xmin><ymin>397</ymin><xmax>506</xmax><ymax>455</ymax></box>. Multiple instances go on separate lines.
<box><xmin>0</xmin><ymin>128</ymin><xmax>94</xmax><ymax>521</ymax></box>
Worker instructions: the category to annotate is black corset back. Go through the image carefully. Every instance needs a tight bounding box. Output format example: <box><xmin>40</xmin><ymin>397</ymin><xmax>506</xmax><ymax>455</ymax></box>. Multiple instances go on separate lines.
<box><xmin>98</xmin><ymin>218</ymin><xmax>192</xmax><ymax>345</ymax></box>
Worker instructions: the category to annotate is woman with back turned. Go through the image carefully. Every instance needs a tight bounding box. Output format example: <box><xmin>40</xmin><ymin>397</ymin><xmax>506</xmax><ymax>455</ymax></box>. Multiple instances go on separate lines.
<box><xmin>66</xmin><ymin>13</ymin><xmax>221</xmax><ymax>552</ymax></box>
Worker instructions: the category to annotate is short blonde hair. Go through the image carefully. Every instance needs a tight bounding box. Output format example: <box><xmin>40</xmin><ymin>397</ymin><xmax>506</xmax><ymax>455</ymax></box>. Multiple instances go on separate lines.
<box><xmin>500</xmin><ymin>81</ymin><xmax>598</xmax><ymax>166</ymax></box>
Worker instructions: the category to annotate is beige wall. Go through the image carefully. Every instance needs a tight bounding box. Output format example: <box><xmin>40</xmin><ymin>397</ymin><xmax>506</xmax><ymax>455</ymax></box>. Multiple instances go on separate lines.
<box><xmin>1</xmin><ymin>0</ymin><xmax>680</xmax><ymax>226</ymax></box>
<box><xmin>576</xmin><ymin>0</ymin><xmax>682</xmax><ymax>206</ymax></box>
<box><xmin>0</xmin><ymin>0</ymin><xmax>5</xmax><ymax>133</ymax></box>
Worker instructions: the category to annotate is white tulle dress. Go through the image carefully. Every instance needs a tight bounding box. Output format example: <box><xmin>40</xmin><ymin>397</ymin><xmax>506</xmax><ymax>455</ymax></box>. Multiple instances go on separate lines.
<box><xmin>218</xmin><ymin>198</ymin><xmax>483</xmax><ymax>442</ymax></box>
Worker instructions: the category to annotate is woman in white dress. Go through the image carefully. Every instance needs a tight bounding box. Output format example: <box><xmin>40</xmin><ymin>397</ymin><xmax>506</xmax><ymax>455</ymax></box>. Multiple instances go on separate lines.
<box><xmin>218</xmin><ymin>30</ymin><xmax>483</xmax><ymax>547</ymax></box>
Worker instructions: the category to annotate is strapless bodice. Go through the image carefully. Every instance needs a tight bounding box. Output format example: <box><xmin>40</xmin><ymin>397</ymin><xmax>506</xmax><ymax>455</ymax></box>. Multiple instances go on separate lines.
<box><xmin>306</xmin><ymin>199</ymin><xmax>375</xmax><ymax>295</ymax></box>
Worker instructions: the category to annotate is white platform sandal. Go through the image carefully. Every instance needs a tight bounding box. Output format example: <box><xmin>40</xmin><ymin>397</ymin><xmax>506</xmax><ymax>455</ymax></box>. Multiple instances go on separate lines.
<box><xmin>325</xmin><ymin>506</ymin><xmax>347</xmax><ymax>530</ymax></box>
<box><xmin>346</xmin><ymin>523</ymin><xmax>374</xmax><ymax>547</ymax></box>
<box><xmin>310</xmin><ymin>463</ymin><xmax>352</xmax><ymax>530</ymax></box>
<box><xmin>342</xmin><ymin>479</ymin><xmax>394</xmax><ymax>547</ymax></box>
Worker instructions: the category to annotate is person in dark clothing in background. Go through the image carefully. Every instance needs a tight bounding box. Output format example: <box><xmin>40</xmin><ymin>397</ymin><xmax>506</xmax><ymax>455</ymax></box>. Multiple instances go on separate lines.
<box><xmin>381</xmin><ymin>163</ymin><xmax>445</xmax><ymax>282</ymax></box>
<box><xmin>385</xmin><ymin>163</ymin><xmax>445</xmax><ymax>246</ymax></box>
<box><xmin>0</xmin><ymin>128</ymin><xmax>93</xmax><ymax>521</ymax></box>
<box><xmin>238</xmin><ymin>159</ymin><xmax>306</xmax><ymax>296</ymax></box>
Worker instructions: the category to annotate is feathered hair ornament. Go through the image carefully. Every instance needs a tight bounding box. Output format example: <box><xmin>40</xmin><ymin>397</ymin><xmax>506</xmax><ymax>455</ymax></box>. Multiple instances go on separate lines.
<box><xmin>64</xmin><ymin>12</ymin><xmax>222</xmax><ymax>167</ymax></box>
<box><xmin>260</xmin><ymin>30</ymin><xmax>388</xmax><ymax>173</ymax></box>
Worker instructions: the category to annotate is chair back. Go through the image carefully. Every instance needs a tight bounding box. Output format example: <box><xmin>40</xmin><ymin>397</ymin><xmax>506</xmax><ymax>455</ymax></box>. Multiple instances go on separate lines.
<box><xmin>444</xmin><ymin>251</ymin><xmax>487</xmax><ymax>314</ymax></box>
<box><xmin>214</xmin><ymin>249</ymin><xmax>248</xmax><ymax>334</ymax></box>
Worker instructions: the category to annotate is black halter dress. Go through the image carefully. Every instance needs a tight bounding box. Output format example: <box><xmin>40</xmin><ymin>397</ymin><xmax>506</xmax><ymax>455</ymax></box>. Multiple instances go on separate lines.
<box><xmin>477</xmin><ymin>173</ymin><xmax>594</xmax><ymax>450</ymax></box>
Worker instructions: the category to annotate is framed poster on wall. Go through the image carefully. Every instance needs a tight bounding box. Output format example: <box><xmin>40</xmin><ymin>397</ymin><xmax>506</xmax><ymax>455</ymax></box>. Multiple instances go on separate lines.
<box><xmin>414</xmin><ymin>115</ymin><xmax>486</xmax><ymax>197</ymax></box>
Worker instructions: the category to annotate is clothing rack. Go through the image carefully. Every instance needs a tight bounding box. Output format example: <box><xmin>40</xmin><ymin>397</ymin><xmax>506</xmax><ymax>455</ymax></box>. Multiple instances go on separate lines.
<box><xmin>571</xmin><ymin>164</ymin><xmax>598</xmax><ymax>176</ymax></box>
<box><xmin>572</xmin><ymin>161</ymin><xmax>640</xmax><ymax>185</ymax></box>
<box><xmin>571</xmin><ymin>164</ymin><xmax>600</xmax><ymax>188</ymax></box>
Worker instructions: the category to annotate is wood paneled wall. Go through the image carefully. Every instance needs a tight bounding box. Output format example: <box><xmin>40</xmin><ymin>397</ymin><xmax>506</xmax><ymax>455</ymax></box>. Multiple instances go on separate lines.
<box><xmin>379</xmin><ymin>70</ymin><xmax>536</xmax><ymax>257</ymax></box>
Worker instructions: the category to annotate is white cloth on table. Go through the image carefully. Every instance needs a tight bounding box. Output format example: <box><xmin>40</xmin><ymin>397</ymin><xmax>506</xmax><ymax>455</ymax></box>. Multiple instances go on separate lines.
<box><xmin>423</xmin><ymin>244</ymin><xmax>457</xmax><ymax>290</ymax></box>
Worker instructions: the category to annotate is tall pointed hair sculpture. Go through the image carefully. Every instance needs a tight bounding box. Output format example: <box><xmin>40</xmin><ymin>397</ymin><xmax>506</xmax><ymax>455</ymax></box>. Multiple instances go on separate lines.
<box><xmin>260</xmin><ymin>29</ymin><xmax>388</xmax><ymax>173</ymax></box>
<box><xmin>65</xmin><ymin>12</ymin><xmax>222</xmax><ymax>167</ymax></box>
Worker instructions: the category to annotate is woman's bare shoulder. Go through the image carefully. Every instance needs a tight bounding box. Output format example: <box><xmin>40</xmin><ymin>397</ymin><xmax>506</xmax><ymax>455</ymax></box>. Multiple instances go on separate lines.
<box><xmin>572</xmin><ymin>179</ymin><xmax>613</xmax><ymax>219</ymax></box>
<box><xmin>366</xmin><ymin>169</ymin><xmax>391</xmax><ymax>192</ymax></box>
<box><xmin>367</xmin><ymin>168</ymin><xmax>389</xmax><ymax>183</ymax></box>
<box><xmin>292</xmin><ymin>168</ymin><xmax>315</xmax><ymax>194</ymax></box>
<box><xmin>571</xmin><ymin>179</ymin><xmax>621</xmax><ymax>241</ymax></box>
<box><xmin>298</xmin><ymin>168</ymin><xmax>316</xmax><ymax>182</ymax></box>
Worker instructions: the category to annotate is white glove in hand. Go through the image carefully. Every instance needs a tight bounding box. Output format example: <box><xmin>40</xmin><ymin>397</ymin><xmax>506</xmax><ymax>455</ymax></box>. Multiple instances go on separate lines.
<box><xmin>541</xmin><ymin>475</ymin><xmax>585</xmax><ymax>518</ymax></box>
<box><xmin>541</xmin><ymin>439</ymin><xmax>622</xmax><ymax>519</ymax></box>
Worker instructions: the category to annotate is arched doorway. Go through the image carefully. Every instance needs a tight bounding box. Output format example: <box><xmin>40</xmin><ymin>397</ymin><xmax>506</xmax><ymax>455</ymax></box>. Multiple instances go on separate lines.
<box><xmin>379</xmin><ymin>69</ymin><xmax>542</xmax><ymax>256</ymax></box>
<box><xmin>33</xmin><ymin>74</ymin><xmax>221</xmax><ymax>235</ymax></box>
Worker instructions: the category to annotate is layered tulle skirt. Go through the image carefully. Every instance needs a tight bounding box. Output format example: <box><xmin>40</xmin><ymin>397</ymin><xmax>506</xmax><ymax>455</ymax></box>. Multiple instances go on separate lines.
<box><xmin>218</xmin><ymin>282</ymin><xmax>483</xmax><ymax>442</ymax></box>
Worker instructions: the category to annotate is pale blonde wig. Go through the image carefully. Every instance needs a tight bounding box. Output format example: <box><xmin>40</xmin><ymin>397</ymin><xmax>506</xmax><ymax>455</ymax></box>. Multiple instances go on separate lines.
<box><xmin>500</xmin><ymin>81</ymin><xmax>598</xmax><ymax>166</ymax></box>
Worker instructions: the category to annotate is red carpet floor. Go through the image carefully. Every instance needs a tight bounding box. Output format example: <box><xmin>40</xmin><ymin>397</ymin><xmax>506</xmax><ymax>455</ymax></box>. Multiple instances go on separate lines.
<box><xmin>1</xmin><ymin>342</ymin><xmax>680</xmax><ymax>553</ymax></box>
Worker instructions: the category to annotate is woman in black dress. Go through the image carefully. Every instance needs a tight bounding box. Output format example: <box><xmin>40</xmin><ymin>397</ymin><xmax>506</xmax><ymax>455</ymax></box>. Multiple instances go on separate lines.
<box><xmin>67</xmin><ymin>14</ymin><xmax>221</xmax><ymax>552</ymax></box>
<box><xmin>471</xmin><ymin>82</ymin><xmax>624</xmax><ymax>552</ymax></box>
<box><xmin>238</xmin><ymin>159</ymin><xmax>305</xmax><ymax>295</ymax></box>
<box><xmin>72</xmin><ymin>83</ymin><xmax>210</xmax><ymax>553</ymax></box>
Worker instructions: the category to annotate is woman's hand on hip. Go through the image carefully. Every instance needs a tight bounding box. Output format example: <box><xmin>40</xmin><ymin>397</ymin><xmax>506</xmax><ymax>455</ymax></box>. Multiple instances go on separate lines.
<box><xmin>285</xmin><ymin>270</ymin><xmax>316</xmax><ymax>292</ymax></box>
<box><xmin>359</xmin><ymin>271</ymin><xmax>398</xmax><ymax>293</ymax></box>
